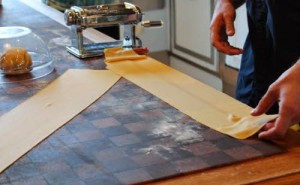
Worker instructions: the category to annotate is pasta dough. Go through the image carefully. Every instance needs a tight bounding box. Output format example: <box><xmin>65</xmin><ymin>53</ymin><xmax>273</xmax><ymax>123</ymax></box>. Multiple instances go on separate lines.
<box><xmin>0</xmin><ymin>48</ymin><xmax>32</xmax><ymax>74</ymax></box>
<box><xmin>0</xmin><ymin>69</ymin><xmax>121</xmax><ymax>173</ymax></box>
<box><xmin>105</xmin><ymin>57</ymin><xmax>280</xmax><ymax>139</ymax></box>
<box><xmin>218</xmin><ymin>114</ymin><xmax>279</xmax><ymax>139</ymax></box>
<box><xmin>104</xmin><ymin>47</ymin><xmax>147</xmax><ymax>63</ymax></box>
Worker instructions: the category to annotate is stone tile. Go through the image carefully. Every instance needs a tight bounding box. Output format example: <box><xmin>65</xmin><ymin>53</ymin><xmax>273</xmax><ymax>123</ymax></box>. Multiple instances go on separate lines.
<box><xmin>10</xmin><ymin>176</ymin><xmax>48</xmax><ymax>185</ymax></box>
<box><xmin>120</xmin><ymin>143</ymin><xmax>149</xmax><ymax>156</ymax></box>
<box><xmin>84</xmin><ymin>175</ymin><xmax>121</xmax><ymax>185</ymax></box>
<box><xmin>58</xmin><ymin>134</ymin><xmax>79</xmax><ymax>145</ymax></box>
<box><xmin>139</xmin><ymin>109</ymin><xmax>167</xmax><ymax>122</ymax></box>
<box><xmin>211</xmin><ymin>136</ymin><xmax>244</xmax><ymax>150</ymax></box>
<box><xmin>95</xmin><ymin>148</ymin><xmax>127</xmax><ymax>162</ymax></box>
<box><xmin>114</xmin><ymin>168</ymin><xmax>152</xmax><ymax>185</ymax></box>
<box><xmin>225</xmin><ymin>146</ymin><xmax>262</xmax><ymax>160</ymax></box>
<box><xmin>145</xmin><ymin>163</ymin><xmax>179</xmax><ymax>179</ymax></box>
<box><xmin>5</xmin><ymin>164</ymin><xmax>40</xmax><ymax>181</ymax></box>
<box><xmin>201</xmin><ymin>129</ymin><xmax>227</xmax><ymax>141</ymax></box>
<box><xmin>174</xmin><ymin>157</ymin><xmax>209</xmax><ymax>173</ymax></box>
<box><xmin>60</xmin><ymin>181</ymin><xmax>86</xmax><ymax>185</ymax></box>
<box><xmin>124</xmin><ymin>121</ymin><xmax>152</xmax><ymax>133</ymax></box>
<box><xmin>53</xmin><ymin>127</ymin><xmax>70</xmax><ymax>137</ymax></box>
<box><xmin>158</xmin><ymin>147</ymin><xmax>194</xmax><ymax>161</ymax></box>
<box><xmin>142</xmin><ymin>100</ymin><xmax>167</xmax><ymax>110</ymax></box>
<box><xmin>97</xmin><ymin>94</ymin><xmax>120</xmax><ymax>108</ymax></box>
<box><xmin>27</xmin><ymin>148</ymin><xmax>60</xmax><ymax>163</ymax></box>
<box><xmin>12</xmin><ymin>156</ymin><xmax>32</xmax><ymax>166</ymax></box>
<box><xmin>47</xmin><ymin>137</ymin><xmax>65</xmax><ymax>148</ymax></box>
<box><xmin>74</xmin><ymin>164</ymin><xmax>106</xmax><ymax>180</ymax></box>
<box><xmin>36</xmin><ymin>159</ymin><xmax>72</xmax><ymax>175</ymax></box>
<box><xmin>5</xmin><ymin>86</ymin><xmax>28</xmax><ymax>95</ymax></box>
<box><xmin>60</xmin><ymin>148</ymin><xmax>97</xmax><ymax>168</ymax></box>
<box><xmin>201</xmin><ymin>151</ymin><xmax>236</xmax><ymax>167</ymax></box>
<box><xmin>131</xmin><ymin>153</ymin><xmax>167</xmax><ymax>167</ymax></box>
<box><xmin>114</xmin><ymin>113</ymin><xmax>143</xmax><ymax>124</ymax></box>
<box><xmin>100</xmin><ymin>125</ymin><xmax>130</xmax><ymax>137</ymax></box>
<box><xmin>66</xmin><ymin>121</ymin><xmax>96</xmax><ymax>134</ymax></box>
<box><xmin>52</xmin><ymin>128</ymin><xmax>79</xmax><ymax>145</ymax></box>
<box><xmin>82</xmin><ymin>108</ymin><xmax>110</xmax><ymax>121</ymax></box>
<box><xmin>106</xmin><ymin>106</ymin><xmax>132</xmax><ymax>117</ymax></box>
<box><xmin>74</xmin><ymin>130</ymin><xmax>104</xmax><ymax>142</ymax></box>
<box><xmin>183</xmin><ymin>141</ymin><xmax>220</xmax><ymax>156</ymax></box>
<box><xmin>250</xmin><ymin>141</ymin><xmax>287</xmax><ymax>156</ymax></box>
<box><xmin>102</xmin><ymin>158</ymin><xmax>139</xmax><ymax>173</ymax></box>
<box><xmin>0</xmin><ymin>173</ymin><xmax>10</xmax><ymax>184</ymax></box>
<box><xmin>135</xmin><ymin>128</ymin><xmax>162</xmax><ymax>141</ymax></box>
<box><xmin>43</xmin><ymin>169</ymin><xmax>80</xmax><ymax>185</ymax></box>
<box><xmin>91</xmin><ymin>117</ymin><xmax>121</xmax><ymax>128</ymax></box>
<box><xmin>73</xmin><ymin>138</ymin><xmax>114</xmax><ymax>154</ymax></box>
<box><xmin>110</xmin><ymin>134</ymin><xmax>141</xmax><ymax>146</ymax></box>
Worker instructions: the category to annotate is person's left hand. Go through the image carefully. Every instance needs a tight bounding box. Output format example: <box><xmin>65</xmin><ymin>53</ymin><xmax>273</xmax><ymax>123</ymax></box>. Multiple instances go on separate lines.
<box><xmin>210</xmin><ymin>0</ymin><xmax>243</xmax><ymax>55</ymax></box>
<box><xmin>251</xmin><ymin>60</ymin><xmax>300</xmax><ymax>140</ymax></box>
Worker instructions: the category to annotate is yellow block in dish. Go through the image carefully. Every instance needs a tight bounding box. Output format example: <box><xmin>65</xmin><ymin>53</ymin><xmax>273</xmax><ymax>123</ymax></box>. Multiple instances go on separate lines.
<box><xmin>0</xmin><ymin>69</ymin><xmax>120</xmax><ymax>173</ymax></box>
<box><xmin>105</xmin><ymin>57</ymin><xmax>277</xmax><ymax>139</ymax></box>
<box><xmin>104</xmin><ymin>47</ymin><xmax>147</xmax><ymax>63</ymax></box>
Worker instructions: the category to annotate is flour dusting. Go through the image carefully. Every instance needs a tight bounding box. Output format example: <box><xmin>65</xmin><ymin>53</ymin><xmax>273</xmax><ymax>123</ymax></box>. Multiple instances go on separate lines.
<box><xmin>137</xmin><ymin>120</ymin><xmax>205</xmax><ymax>157</ymax></box>
<box><xmin>138</xmin><ymin>144</ymin><xmax>175</xmax><ymax>155</ymax></box>
<box><xmin>152</xmin><ymin>120</ymin><xmax>204</xmax><ymax>144</ymax></box>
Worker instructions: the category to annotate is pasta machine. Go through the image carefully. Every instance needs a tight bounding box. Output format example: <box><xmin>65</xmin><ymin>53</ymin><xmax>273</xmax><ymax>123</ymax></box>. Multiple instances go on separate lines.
<box><xmin>64</xmin><ymin>2</ymin><xmax>162</xmax><ymax>58</ymax></box>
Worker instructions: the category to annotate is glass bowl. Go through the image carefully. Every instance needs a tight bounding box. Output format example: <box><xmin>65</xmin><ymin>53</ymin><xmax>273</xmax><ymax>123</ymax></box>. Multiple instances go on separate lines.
<box><xmin>0</xmin><ymin>26</ymin><xmax>54</xmax><ymax>83</ymax></box>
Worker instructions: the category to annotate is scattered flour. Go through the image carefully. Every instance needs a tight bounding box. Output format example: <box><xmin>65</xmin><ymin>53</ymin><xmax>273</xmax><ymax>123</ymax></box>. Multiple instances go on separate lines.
<box><xmin>152</xmin><ymin>120</ymin><xmax>204</xmax><ymax>144</ymax></box>
<box><xmin>138</xmin><ymin>120</ymin><xmax>205</xmax><ymax>156</ymax></box>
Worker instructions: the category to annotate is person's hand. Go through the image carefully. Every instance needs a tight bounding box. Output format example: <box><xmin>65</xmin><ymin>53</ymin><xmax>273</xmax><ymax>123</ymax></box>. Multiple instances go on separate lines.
<box><xmin>210</xmin><ymin>0</ymin><xmax>243</xmax><ymax>55</ymax></box>
<box><xmin>251</xmin><ymin>60</ymin><xmax>300</xmax><ymax>140</ymax></box>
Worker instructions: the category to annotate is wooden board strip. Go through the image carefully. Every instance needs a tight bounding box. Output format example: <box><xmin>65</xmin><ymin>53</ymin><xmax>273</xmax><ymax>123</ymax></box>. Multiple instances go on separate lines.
<box><xmin>0</xmin><ymin>69</ymin><xmax>120</xmax><ymax>173</ymax></box>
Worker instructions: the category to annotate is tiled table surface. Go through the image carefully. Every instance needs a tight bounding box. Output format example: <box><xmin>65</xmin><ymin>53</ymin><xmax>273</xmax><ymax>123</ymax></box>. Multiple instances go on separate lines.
<box><xmin>0</xmin><ymin>78</ymin><xmax>284</xmax><ymax>185</ymax></box>
<box><xmin>0</xmin><ymin>1</ymin><xmax>285</xmax><ymax>185</ymax></box>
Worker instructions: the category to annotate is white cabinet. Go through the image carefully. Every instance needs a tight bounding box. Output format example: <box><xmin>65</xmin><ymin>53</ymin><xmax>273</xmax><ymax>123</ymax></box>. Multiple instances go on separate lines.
<box><xmin>220</xmin><ymin>4</ymin><xmax>248</xmax><ymax>96</ymax></box>
<box><xmin>170</xmin><ymin>1</ymin><xmax>248</xmax><ymax>95</ymax></box>
<box><xmin>170</xmin><ymin>0</ymin><xmax>218</xmax><ymax>72</ymax></box>
<box><xmin>169</xmin><ymin>0</ymin><xmax>222</xmax><ymax>91</ymax></box>
<box><xmin>136</xmin><ymin>0</ymin><xmax>170</xmax><ymax>53</ymax></box>
<box><xmin>225</xmin><ymin>4</ymin><xmax>248</xmax><ymax>70</ymax></box>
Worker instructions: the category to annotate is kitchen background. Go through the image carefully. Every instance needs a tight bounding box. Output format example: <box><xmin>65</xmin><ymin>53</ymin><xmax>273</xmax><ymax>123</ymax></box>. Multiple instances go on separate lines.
<box><xmin>40</xmin><ymin>0</ymin><xmax>248</xmax><ymax>97</ymax></box>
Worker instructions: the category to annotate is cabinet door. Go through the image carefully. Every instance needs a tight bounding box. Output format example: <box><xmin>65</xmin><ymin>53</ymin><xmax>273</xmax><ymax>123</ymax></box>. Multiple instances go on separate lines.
<box><xmin>170</xmin><ymin>0</ymin><xmax>218</xmax><ymax>72</ymax></box>
<box><xmin>225</xmin><ymin>4</ymin><xmax>248</xmax><ymax>70</ymax></box>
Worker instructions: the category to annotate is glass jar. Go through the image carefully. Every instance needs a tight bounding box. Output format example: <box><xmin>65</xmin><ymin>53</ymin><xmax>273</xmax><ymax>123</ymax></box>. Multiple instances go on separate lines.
<box><xmin>0</xmin><ymin>26</ymin><xmax>54</xmax><ymax>83</ymax></box>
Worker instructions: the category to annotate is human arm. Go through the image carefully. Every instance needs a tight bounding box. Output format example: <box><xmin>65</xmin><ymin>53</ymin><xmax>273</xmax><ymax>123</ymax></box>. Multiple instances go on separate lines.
<box><xmin>251</xmin><ymin>59</ymin><xmax>300</xmax><ymax>139</ymax></box>
<box><xmin>210</xmin><ymin>0</ymin><xmax>245</xmax><ymax>55</ymax></box>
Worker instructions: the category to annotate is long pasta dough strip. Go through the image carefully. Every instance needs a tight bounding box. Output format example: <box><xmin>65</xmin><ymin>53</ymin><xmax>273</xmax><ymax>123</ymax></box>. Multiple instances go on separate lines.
<box><xmin>0</xmin><ymin>69</ymin><xmax>120</xmax><ymax>173</ymax></box>
<box><xmin>105</xmin><ymin>57</ymin><xmax>275</xmax><ymax>139</ymax></box>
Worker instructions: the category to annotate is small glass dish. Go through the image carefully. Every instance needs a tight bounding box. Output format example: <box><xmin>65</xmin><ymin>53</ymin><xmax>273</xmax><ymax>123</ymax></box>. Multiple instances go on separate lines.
<box><xmin>0</xmin><ymin>26</ymin><xmax>54</xmax><ymax>83</ymax></box>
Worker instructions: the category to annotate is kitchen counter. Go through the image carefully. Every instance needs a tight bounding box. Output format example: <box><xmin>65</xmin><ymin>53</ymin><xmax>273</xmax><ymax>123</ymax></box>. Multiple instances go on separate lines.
<box><xmin>1</xmin><ymin>1</ymin><xmax>300</xmax><ymax>184</ymax></box>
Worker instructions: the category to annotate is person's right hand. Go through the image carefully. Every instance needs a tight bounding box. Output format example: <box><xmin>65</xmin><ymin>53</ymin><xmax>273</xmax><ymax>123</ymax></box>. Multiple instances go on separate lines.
<box><xmin>210</xmin><ymin>0</ymin><xmax>243</xmax><ymax>55</ymax></box>
<box><xmin>251</xmin><ymin>60</ymin><xmax>300</xmax><ymax>140</ymax></box>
